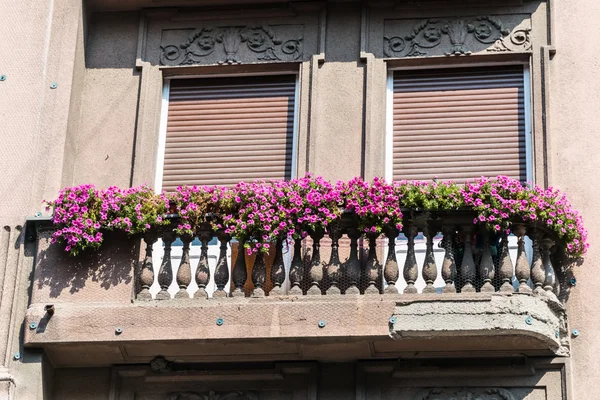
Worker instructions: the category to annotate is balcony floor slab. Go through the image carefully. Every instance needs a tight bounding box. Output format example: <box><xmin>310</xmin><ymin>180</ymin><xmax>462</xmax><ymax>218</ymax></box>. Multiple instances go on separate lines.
<box><xmin>23</xmin><ymin>293</ymin><xmax>568</xmax><ymax>367</ymax></box>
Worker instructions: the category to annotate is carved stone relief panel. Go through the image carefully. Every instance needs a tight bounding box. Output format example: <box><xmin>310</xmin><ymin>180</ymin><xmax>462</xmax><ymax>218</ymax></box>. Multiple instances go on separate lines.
<box><xmin>160</xmin><ymin>25</ymin><xmax>305</xmax><ymax>66</ymax></box>
<box><xmin>383</xmin><ymin>14</ymin><xmax>531</xmax><ymax>58</ymax></box>
<box><xmin>371</xmin><ymin>386</ymin><xmax>546</xmax><ymax>400</ymax></box>
<box><xmin>417</xmin><ymin>387</ymin><xmax>517</xmax><ymax>400</ymax></box>
<box><xmin>166</xmin><ymin>392</ymin><xmax>258</xmax><ymax>400</ymax></box>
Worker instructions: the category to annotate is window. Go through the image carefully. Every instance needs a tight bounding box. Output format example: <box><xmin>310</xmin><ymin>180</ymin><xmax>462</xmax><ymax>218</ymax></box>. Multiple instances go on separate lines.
<box><xmin>386</xmin><ymin>65</ymin><xmax>531</xmax><ymax>183</ymax></box>
<box><xmin>157</xmin><ymin>75</ymin><xmax>298</xmax><ymax>191</ymax></box>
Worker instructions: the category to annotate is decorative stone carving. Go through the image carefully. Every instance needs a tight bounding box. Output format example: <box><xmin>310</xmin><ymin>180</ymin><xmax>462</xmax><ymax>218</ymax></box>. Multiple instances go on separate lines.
<box><xmin>160</xmin><ymin>25</ymin><xmax>304</xmax><ymax>66</ymax></box>
<box><xmin>488</xmin><ymin>28</ymin><xmax>532</xmax><ymax>52</ymax></box>
<box><xmin>150</xmin><ymin>356</ymin><xmax>171</xmax><ymax>373</ymax></box>
<box><xmin>167</xmin><ymin>392</ymin><xmax>258</xmax><ymax>400</ymax></box>
<box><xmin>383</xmin><ymin>15</ymin><xmax>531</xmax><ymax>58</ymax></box>
<box><xmin>418</xmin><ymin>387</ymin><xmax>516</xmax><ymax>400</ymax></box>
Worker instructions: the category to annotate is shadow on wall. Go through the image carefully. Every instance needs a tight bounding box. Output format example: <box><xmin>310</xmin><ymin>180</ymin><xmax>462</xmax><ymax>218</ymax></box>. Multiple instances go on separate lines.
<box><xmin>556</xmin><ymin>251</ymin><xmax>584</xmax><ymax>304</ymax></box>
<box><xmin>34</xmin><ymin>231</ymin><xmax>137</xmax><ymax>299</ymax></box>
<box><xmin>85</xmin><ymin>11</ymin><xmax>139</xmax><ymax>69</ymax></box>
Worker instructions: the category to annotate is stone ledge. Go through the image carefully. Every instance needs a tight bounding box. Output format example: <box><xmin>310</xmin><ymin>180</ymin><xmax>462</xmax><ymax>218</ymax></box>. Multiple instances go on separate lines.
<box><xmin>23</xmin><ymin>293</ymin><xmax>569</xmax><ymax>366</ymax></box>
<box><xmin>390</xmin><ymin>292</ymin><xmax>569</xmax><ymax>356</ymax></box>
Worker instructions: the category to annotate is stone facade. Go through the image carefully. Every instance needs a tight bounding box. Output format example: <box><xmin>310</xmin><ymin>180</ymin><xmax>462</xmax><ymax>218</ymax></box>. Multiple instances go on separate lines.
<box><xmin>0</xmin><ymin>0</ymin><xmax>599</xmax><ymax>399</ymax></box>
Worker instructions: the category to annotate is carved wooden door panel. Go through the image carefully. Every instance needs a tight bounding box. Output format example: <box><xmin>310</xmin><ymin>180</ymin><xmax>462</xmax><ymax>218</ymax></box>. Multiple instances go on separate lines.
<box><xmin>357</xmin><ymin>359</ymin><xmax>568</xmax><ymax>400</ymax></box>
<box><xmin>111</xmin><ymin>363</ymin><xmax>316</xmax><ymax>400</ymax></box>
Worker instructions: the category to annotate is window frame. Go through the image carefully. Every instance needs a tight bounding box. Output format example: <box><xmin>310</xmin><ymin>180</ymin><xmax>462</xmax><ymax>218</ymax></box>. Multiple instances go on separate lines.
<box><xmin>155</xmin><ymin>72</ymin><xmax>301</xmax><ymax>192</ymax></box>
<box><xmin>385</xmin><ymin>61</ymin><xmax>534</xmax><ymax>184</ymax></box>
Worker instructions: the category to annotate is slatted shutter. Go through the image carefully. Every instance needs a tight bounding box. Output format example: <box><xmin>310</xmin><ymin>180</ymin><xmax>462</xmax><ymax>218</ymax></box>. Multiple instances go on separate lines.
<box><xmin>392</xmin><ymin>66</ymin><xmax>527</xmax><ymax>182</ymax></box>
<box><xmin>162</xmin><ymin>75</ymin><xmax>296</xmax><ymax>191</ymax></box>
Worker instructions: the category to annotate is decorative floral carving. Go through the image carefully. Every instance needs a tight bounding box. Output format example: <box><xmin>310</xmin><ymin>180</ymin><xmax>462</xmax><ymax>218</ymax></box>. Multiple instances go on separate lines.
<box><xmin>217</xmin><ymin>27</ymin><xmax>244</xmax><ymax>64</ymax></box>
<box><xmin>160</xmin><ymin>25</ymin><xmax>303</xmax><ymax>66</ymax></box>
<box><xmin>418</xmin><ymin>387</ymin><xmax>516</xmax><ymax>400</ymax></box>
<box><xmin>488</xmin><ymin>28</ymin><xmax>532</xmax><ymax>52</ymax></box>
<box><xmin>441</xmin><ymin>19</ymin><xmax>473</xmax><ymax>55</ymax></box>
<box><xmin>149</xmin><ymin>356</ymin><xmax>171</xmax><ymax>373</ymax></box>
<box><xmin>384</xmin><ymin>16</ymin><xmax>526</xmax><ymax>58</ymax></box>
<box><xmin>383</xmin><ymin>36</ymin><xmax>406</xmax><ymax>57</ymax></box>
<box><xmin>167</xmin><ymin>392</ymin><xmax>258</xmax><ymax>400</ymax></box>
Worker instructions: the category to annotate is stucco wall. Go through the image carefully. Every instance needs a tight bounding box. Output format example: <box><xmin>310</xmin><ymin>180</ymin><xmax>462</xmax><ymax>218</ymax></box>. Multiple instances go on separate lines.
<box><xmin>1</xmin><ymin>0</ymin><xmax>600</xmax><ymax>398</ymax></box>
<box><xmin>309</xmin><ymin>5</ymin><xmax>365</xmax><ymax>180</ymax></box>
<box><xmin>71</xmin><ymin>12</ymin><xmax>140</xmax><ymax>188</ymax></box>
<box><xmin>550</xmin><ymin>0</ymin><xmax>600</xmax><ymax>397</ymax></box>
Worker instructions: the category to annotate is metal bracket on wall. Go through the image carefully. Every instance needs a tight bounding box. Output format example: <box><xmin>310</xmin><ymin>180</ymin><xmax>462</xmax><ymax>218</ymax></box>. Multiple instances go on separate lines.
<box><xmin>24</xmin><ymin>216</ymin><xmax>53</xmax><ymax>243</ymax></box>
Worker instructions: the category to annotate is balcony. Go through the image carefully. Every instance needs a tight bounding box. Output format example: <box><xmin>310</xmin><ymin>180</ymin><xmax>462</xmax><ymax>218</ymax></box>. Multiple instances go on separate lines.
<box><xmin>24</xmin><ymin>208</ymin><xmax>571</xmax><ymax>368</ymax></box>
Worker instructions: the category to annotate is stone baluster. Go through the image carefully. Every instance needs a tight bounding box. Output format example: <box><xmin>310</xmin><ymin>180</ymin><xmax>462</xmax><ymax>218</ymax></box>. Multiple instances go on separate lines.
<box><xmin>364</xmin><ymin>231</ymin><xmax>382</xmax><ymax>294</ymax></box>
<box><xmin>530</xmin><ymin>230</ymin><xmax>545</xmax><ymax>294</ymax></box>
<box><xmin>345</xmin><ymin>227</ymin><xmax>362</xmax><ymax>295</ymax></box>
<box><xmin>498</xmin><ymin>231</ymin><xmax>515</xmax><ymax>293</ymax></box>
<box><xmin>137</xmin><ymin>232</ymin><xmax>158</xmax><ymax>301</ymax></box>
<box><xmin>231</xmin><ymin>240</ymin><xmax>248</xmax><ymax>297</ymax></box>
<box><xmin>514</xmin><ymin>224</ymin><xmax>532</xmax><ymax>293</ymax></box>
<box><xmin>156</xmin><ymin>232</ymin><xmax>176</xmax><ymax>300</ymax></box>
<box><xmin>270</xmin><ymin>238</ymin><xmax>286</xmax><ymax>295</ymax></box>
<box><xmin>288</xmin><ymin>238</ymin><xmax>304</xmax><ymax>295</ymax></box>
<box><xmin>441</xmin><ymin>227</ymin><xmax>457</xmax><ymax>293</ymax></box>
<box><xmin>307</xmin><ymin>229</ymin><xmax>325</xmax><ymax>295</ymax></box>
<box><xmin>251</xmin><ymin>250</ymin><xmax>267</xmax><ymax>297</ymax></box>
<box><xmin>460</xmin><ymin>226</ymin><xmax>476</xmax><ymax>293</ymax></box>
<box><xmin>175</xmin><ymin>234</ymin><xmax>193</xmax><ymax>299</ymax></box>
<box><xmin>383</xmin><ymin>226</ymin><xmax>400</xmax><ymax>294</ymax></box>
<box><xmin>194</xmin><ymin>229</ymin><xmax>212</xmax><ymax>299</ymax></box>
<box><xmin>479</xmin><ymin>230</ymin><xmax>495</xmax><ymax>293</ymax></box>
<box><xmin>541</xmin><ymin>237</ymin><xmax>560</xmax><ymax>298</ymax></box>
<box><xmin>326</xmin><ymin>222</ymin><xmax>342</xmax><ymax>295</ymax></box>
<box><xmin>422</xmin><ymin>225</ymin><xmax>438</xmax><ymax>294</ymax></box>
<box><xmin>213</xmin><ymin>231</ymin><xmax>231</xmax><ymax>298</ymax></box>
<box><xmin>403</xmin><ymin>224</ymin><xmax>418</xmax><ymax>294</ymax></box>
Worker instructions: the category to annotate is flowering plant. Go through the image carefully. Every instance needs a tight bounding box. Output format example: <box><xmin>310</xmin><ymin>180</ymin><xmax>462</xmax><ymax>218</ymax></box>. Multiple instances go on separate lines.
<box><xmin>338</xmin><ymin>177</ymin><xmax>403</xmax><ymax>234</ymax></box>
<box><xmin>45</xmin><ymin>185</ymin><xmax>105</xmax><ymax>256</ymax></box>
<box><xmin>45</xmin><ymin>185</ymin><xmax>171</xmax><ymax>256</ymax></box>
<box><xmin>169</xmin><ymin>185</ymin><xmax>235</xmax><ymax>236</ymax></box>
<box><xmin>461</xmin><ymin>176</ymin><xmax>588</xmax><ymax>256</ymax></box>
<box><xmin>107</xmin><ymin>185</ymin><xmax>170</xmax><ymax>235</ymax></box>
<box><xmin>395</xmin><ymin>180</ymin><xmax>464</xmax><ymax>211</ymax></box>
<box><xmin>222</xmin><ymin>180</ymin><xmax>293</xmax><ymax>254</ymax></box>
<box><xmin>285</xmin><ymin>174</ymin><xmax>342</xmax><ymax>238</ymax></box>
<box><xmin>45</xmin><ymin>175</ymin><xmax>589</xmax><ymax>259</ymax></box>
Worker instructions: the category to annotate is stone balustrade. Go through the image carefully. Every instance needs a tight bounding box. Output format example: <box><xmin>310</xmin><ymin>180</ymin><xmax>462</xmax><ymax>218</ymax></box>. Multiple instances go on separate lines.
<box><xmin>135</xmin><ymin>211</ymin><xmax>562</xmax><ymax>301</ymax></box>
<box><xmin>24</xmin><ymin>210</ymin><xmax>571</xmax><ymax>362</ymax></box>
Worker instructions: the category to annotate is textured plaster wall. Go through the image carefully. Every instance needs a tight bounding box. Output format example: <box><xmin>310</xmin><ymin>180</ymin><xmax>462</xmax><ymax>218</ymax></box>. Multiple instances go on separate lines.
<box><xmin>0</xmin><ymin>1</ymin><xmax>84</xmax><ymax>399</ymax></box>
<box><xmin>309</xmin><ymin>5</ymin><xmax>364</xmax><ymax>180</ymax></box>
<box><xmin>550</xmin><ymin>0</ymin><xmax>600</xmax><ymax>397</ymax></box>
<box><xmin>1</xmin><ymin>1</ymin><xmax>599</xmax><ymax>398</ymax></box>
<box><xmin>0</xmin><ymin>0</ymin><xmax>74</xmax><ymax>223</ymax></box>
<box><xmin>72</xmin><ymin>12</ymin><xmax>140</xmax><ymax>188</ymax></box>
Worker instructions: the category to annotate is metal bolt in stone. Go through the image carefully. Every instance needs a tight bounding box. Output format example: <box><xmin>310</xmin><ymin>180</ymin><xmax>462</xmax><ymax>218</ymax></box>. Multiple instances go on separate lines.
<box><xmin>525</xmin><ymin>316</ymin><xmax>533</xmax><ymax>325</ymax></box>
<box><xmin>35</xmin><ymin>211</ymin><xmax>42</xmax><ymax>217</ymax></box>
<box><xmin>216</xmin><ymin>318</ymin><xmax>224</xmax><ymax>326</ymax></box>
<box><xmin>50</xmin><ymin>82</ymin><xmax>58</xmax><ymax>89</ymax></box>
<box><xmin>318</xmin><ymin>320</ymin><xmax>326</xmax><ymax>328</ymax></box>
<box><xmin>13</xmin><ymin>353</ymin><xmax>20</xmax><ymax>360</ymax></box>
<box><xmin>115</xmin><ymin>327</ymin><xmax>123</xmax><ymax>335</ymax></box>
<box><xmin>555</xmin><ymin>329</ymin><xmax>560</xmax><ymax>338</ymax></box>
<box><xmin>0</xmin><ymin>75</ymin><xmax>6</xmax><ymax>81</ymax></box>
<box><xmin>572</xmin><ymin>329</ymin><xmax>580</xmax><ymax>337</ymax></box>
<box><xmin>570</xmin><ymin>278</ymin><xmax>577</xmax><ymax>287</ymax></box>
<box><xmin>29</xmin><ymin>322</ymin><xmax>37</xmax><ymax>330</ymax></box>
<box><xmin>389</xmin><ymin>316</ymin><xmax>398</xmax><ymax>324</ymax></box>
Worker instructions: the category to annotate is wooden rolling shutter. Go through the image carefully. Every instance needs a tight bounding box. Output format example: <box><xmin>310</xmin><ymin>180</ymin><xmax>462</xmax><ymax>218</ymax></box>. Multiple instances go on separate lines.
<box><xmin>392</xmin><ymin>66</ymin><xmax>527</xmax><ymax>182</ymax></box>
<box><xmin>163</xmin><ymin>75</ymin><xmax>296</xmax><ymax>190</ymax></box>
